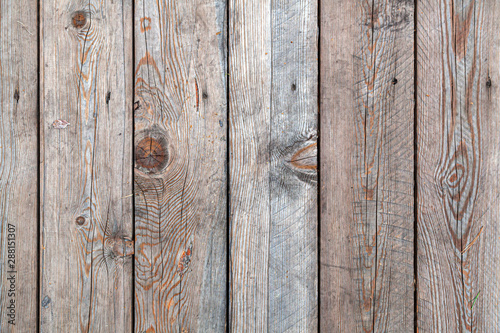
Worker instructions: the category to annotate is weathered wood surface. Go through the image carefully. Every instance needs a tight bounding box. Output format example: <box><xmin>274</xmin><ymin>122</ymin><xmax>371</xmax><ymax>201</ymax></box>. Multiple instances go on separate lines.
<box><xmin>133</xmin><ymin>0</ymin><xmax>227</xmax><ymax>331</ymax></box>
<box><xmin>417</xmin><ymin>0</ymin><xmax>500</xmax><ymax>331</ymax></box>
<box><xmin>0</xmin><ymin>0</ymin><xmax>38</xmax><ymax>330</ymax></box>
<box><xmin>40</xmin><ymin>0</ymin><xmax>133</xmax><ymax>331</ymax></box>
<box><xmin>229</xmin><ymin>0</ymin><xmax>318</xmax><ymax>331</ymax></box>
<box><xmin>320</xmin><ymin>0</ymin><xmax>415</xmax><ymax>331</ymax></box>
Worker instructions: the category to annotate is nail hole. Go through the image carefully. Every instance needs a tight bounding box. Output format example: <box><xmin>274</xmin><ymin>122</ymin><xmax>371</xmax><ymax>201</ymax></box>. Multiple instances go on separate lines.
<box><xmin>392</xmin><ymin>78</ymin><xmax>398</xmax><ymax>85</ymax></box>
<box><xmin>202</xmin><ymin>92</ymin><xmax>208</xmax><ymax>99</ymax></box>
<box><xmin>486</xmin><ymin>77</ymin><xmax>492</xmax><ymax>88</ymax></box>
<box><xmin>291</xmin><ymin>83</ymin><xmax>297</xmax><ymax>91</ymax></box>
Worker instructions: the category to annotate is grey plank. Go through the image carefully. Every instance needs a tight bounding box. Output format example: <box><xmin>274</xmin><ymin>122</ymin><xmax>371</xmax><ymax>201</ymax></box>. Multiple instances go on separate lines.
<box><xmin>40</xmin><ymin>0</ymin><xmax>134</xmax><ymax>331</ymax></box>
<box><xmin>417</xmin><ymin>0</ymin><xmax>500</xmax><ymax>331</ymax></box>
<box><xmin>0</xmin><ymin>0</ymin><xmax>38</xmax><ymax>330</ymax></box>
<box><xmin>133</xmin><ymin>0</ymin><xmax>227</xmax><ymax>331</ymax></box>
<box><xmin>229</xmin><ymin>0</ymin><xmax>318</xmax><ymax>331</ymax></box>
<box><xmin>320</xmin><ymin>0</ymin><xmax>415</xmax><ymax>331</ymax></box>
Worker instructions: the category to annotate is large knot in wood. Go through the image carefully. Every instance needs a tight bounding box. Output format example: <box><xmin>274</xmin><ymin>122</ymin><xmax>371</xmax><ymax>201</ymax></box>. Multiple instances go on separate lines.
<box><xmin>135</xmin><ymin>130</ymin><xmax>169</xmax><ymax>174</ymax></box>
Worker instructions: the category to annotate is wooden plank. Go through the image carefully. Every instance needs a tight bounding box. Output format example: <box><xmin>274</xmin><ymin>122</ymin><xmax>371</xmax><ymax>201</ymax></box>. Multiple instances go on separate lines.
<box><xmin>0</xmin><ymin>0</ymin><xmax>38</xmax><ymax>330</ymax></box>
<box><xmin>133</xmin><ymin>0</ymin><xmax>227</xmax><ymax>331</ymax></box>
<box><xmin>320</xmin><ymin>0</ymin><xmax>415</xmax><ymax>331</ymax></box>
<box><xmin>417</xmin><ymin>0</ymin><xmax>500</xmax><ymax>331</ymax></box>
<box><xmin>229</xmin><ymin>0</ymin><xmax>318</xmax><ymax>331</ymax></box>
<box><xmin>40</xmin><ymin>0</ymin><xmax>133</xmax><ymax>331</ymax></box>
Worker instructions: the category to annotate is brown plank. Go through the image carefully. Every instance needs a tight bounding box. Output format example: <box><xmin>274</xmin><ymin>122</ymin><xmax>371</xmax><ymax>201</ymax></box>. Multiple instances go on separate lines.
<box><xmin>40</xmin><ymin>0</ymin><xmax>133</xmax><ymax>331</ymax></box>
<box><xmin>229</xmin><ymin>0</ymin><xmax>318</xmax><ymax>331</ymax></box>
<box><xmin>0</xmin><ymin>0</ymin><xmax>38</xmax><ymax>330</ymax></box>
<box><xmin>133</xmin><ymin>0</ymin><xmax>228</xmax><ymax>331</ymax></box>
<box><xmin>417</xmin><ymin>0</ymin><xmax>500</xmax><ymax>331</ymax></box>
<box><xmin>320</xmin><ymin>0</ymin><xmax>415</xmax><ymax>331</ymax></box>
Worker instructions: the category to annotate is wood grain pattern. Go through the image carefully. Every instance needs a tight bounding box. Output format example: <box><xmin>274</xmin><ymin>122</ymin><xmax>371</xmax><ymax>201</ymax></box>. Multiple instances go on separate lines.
<box><xmin>229</xmin><ymin>0</ymin><xmax>318</xmax><ymax>331</ymax></box>
<box><xmin>320</xmin><ymin>0</ymin><xmax>415</xmax><ymax>331</ymax></box>
<box><xmin>40</xmin><ymin>0</ymin><xmax>133</xmax><ymax>331</ymax></box>
<box><xmin>0</xmin><ymin>0</ymin><xmax>38</xmax><ymax>330</ymax></box>
<box><xmin>133</xmin><ymin>0</ymin><xmax>227</xmax><ymax>331</ymax></box>
<box><xmin>417</xmin><ymin>0</ymin><xmax>500</xmax><ymax>331</ymax></box>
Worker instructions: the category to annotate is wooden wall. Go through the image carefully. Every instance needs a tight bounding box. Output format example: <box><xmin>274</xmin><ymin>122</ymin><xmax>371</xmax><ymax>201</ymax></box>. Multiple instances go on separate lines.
<box><xmin>0</xmin><ymin>0</ymin><xmax>499</xmax><ymax>332</ymax></box>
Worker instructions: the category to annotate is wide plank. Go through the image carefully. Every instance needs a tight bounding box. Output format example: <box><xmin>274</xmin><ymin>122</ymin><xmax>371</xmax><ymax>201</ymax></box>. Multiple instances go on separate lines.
<box><xmin>320</xmin><ymin>0</ymin><xmax>415</xmax><ymax>331</ymax></box>
<box><xmin>229</xmin><ymin>0</ymin><xmax>318</xmax><ymax>331</ymax></box>
<box><xmin>0</xmin><ymin>0</ymin><xmax>38</xmax><ymax>330</ymax></box>
<box><xmin>417</xmin><ymin>0</ymin><xmax>500</xmax><ymax>331</ymax></box>
<box><xmin>40</xmin><ymin>0</ymin><xmax>133</xmax><ymax>331</ymax></box>
<box><xmin>133</xmin><ymin>0</ymin><xmax>227</xmax><ymax>331</ymax></box>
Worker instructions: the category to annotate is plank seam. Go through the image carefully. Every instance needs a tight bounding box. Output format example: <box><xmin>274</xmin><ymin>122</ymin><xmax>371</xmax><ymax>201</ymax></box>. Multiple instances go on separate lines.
<box><xmin>317</xmin><ymin>0</ymin><xmax>321</xmax><ymax>331</ymax></box>
<box><xmin>37</xmin><ymin>0</ymin><xmax>41</xmax><ymax>331</ymax></box>
<box><xmin>225</xmin><ymin>0</ymin><xmax>231</xmax><ymax>330</ymax></box>
<box><xmin>413</xmin><ymin>0</ymin><xmax>418</xmax><ymax>331</ymax></box>
<box><xmin>131</xmin><ymin>0</ymin><xmax>136</xmax><ymax>331</ymax></box>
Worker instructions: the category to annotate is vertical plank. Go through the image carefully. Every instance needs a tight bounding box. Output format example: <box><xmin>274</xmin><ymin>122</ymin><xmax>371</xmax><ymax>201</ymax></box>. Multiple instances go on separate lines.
<box><xmin>0</xmin><ymin>0</ymin><xmax>38</xmax><ymax>330</ymax></box>
<box><xmin>40</xmin><ymin>0</ymin><xmax>133</xmax><ymax>331</ymax></box>
<box><xmin>229</xmin><ymin>0</ymin><xmax>318</xmax><ymax>331</ymax></box>
<box><xmin>417</xmin><ymin>0</ymin><xmax>500</xmax><ymax>331</ymax></box>
<box><xmin>133</xmin><ymin>0</ymin><xmax>227</xmax><ymax>331</ymax></box>
<box><xmin>320</xmin><ymin>0</ymin><xmax>414</xmax><ymax>331</ymax></box>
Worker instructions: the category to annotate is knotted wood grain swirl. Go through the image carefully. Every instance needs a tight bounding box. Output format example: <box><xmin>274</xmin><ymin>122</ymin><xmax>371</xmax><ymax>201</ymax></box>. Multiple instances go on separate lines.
<box><xmin>417</xmin><ymin>0</ymin><xmax>484</xmax><ymax>331</ymax></box>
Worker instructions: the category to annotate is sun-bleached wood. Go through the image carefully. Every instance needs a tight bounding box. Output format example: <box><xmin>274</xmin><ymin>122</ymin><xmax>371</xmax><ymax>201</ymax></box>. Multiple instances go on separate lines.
<box><xmin>320</xmin><ymin>0</ymin><xmax>415</xmax><ymax>331</ymax></box>
<box><xmin>0</xmin><ymin>1</ymin><xmax>38</xmax><ymax>330</ymax></box>
<box><xmin>133</xmin><ymin>0</ymin><xmax>227</xmax><ymax>331</ymax></box>
<box><xmin>40</xmin><ymin>0</ymin><xmax>133</xmax><ymax>331</ymax></box>
<box><xmin>229</xmin><ymin>0</ymin><xmax>318</xmax><ymax>331</ymax></box>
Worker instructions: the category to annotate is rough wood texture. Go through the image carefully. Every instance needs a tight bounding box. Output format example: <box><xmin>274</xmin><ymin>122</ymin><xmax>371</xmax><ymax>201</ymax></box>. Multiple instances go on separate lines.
<box><xmin>40</xmin><ymin>0</ymin><xmax>133</xmax><ymax>331</ymax></box>
<box><xmin>133</xmin><ymin>0</ymin><xmax>227</xmax><ymax>331</ymax></box>
<box><xmin>417</xmin><ymin>0</ymin><xmax>500</xmax><ymax>331</ymax></box>
<box><xmin>229</xmin><ymin>0</ymin><xmax>318</xmax><ymax>331</ymax></box>
<box><xmin>320</xmin><ymin>0</ymin><xmax>415</xmax><ymax>331</ymax></box>
<box><xmin>0</xmin><ymin>1</ymin><xmax>38</xmax><ymax>330</ymax></box>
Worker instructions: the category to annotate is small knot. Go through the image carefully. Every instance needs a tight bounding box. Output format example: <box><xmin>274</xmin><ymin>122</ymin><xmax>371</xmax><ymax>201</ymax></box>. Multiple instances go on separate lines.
<box><xmin>75</xmin><ymin>216</ymin><xmax>85</xmax><ymax>226</ymax></box>
<box><xmin>41</xmin><ymin>296</ymin><xmax>51</xmax><ymax>308</ymax></box>
<box><xmin>202</xmin><ymin>92</ymin><xmax>208</xmax><ymax>99</ymax></box>
<box><xmin>72</xmin><ymin>12</ymin><xmax>87</xmax><ymax>28</ymax></box>
<box><xmin>112</xmin><ymin>237</ymin><xmax>134</xmax><ymax>257</ymax></box>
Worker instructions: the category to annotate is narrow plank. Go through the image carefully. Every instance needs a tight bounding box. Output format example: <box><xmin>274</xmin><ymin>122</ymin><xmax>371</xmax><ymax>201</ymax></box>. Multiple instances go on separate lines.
<box><xmin>320</xmin><ymin>0</ymin><xmax>415</xmax><ymax>331</ymax></box>
<box><xmin>40</xmin><ymin>0</ymin><xmax>133</xmax><ymax>331</ymax></box>
<box><xmin>417</xmin><ymin>0</ymin><xmax>500</xmax><ymax>331</ymax></box>
<box><xmin>229</xmin><ymin>0</ymin><xmax>318</xmax><ymax>330</ymax></box>
<box><xmin>133</xmin><ymin>0</ymin><xmax>227</xmax><ymax>331</ymax></box>
<box><xmin>0</xmin><ymin>0</ymin><xmax>38</xmax><ymax>330</ymax></box>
